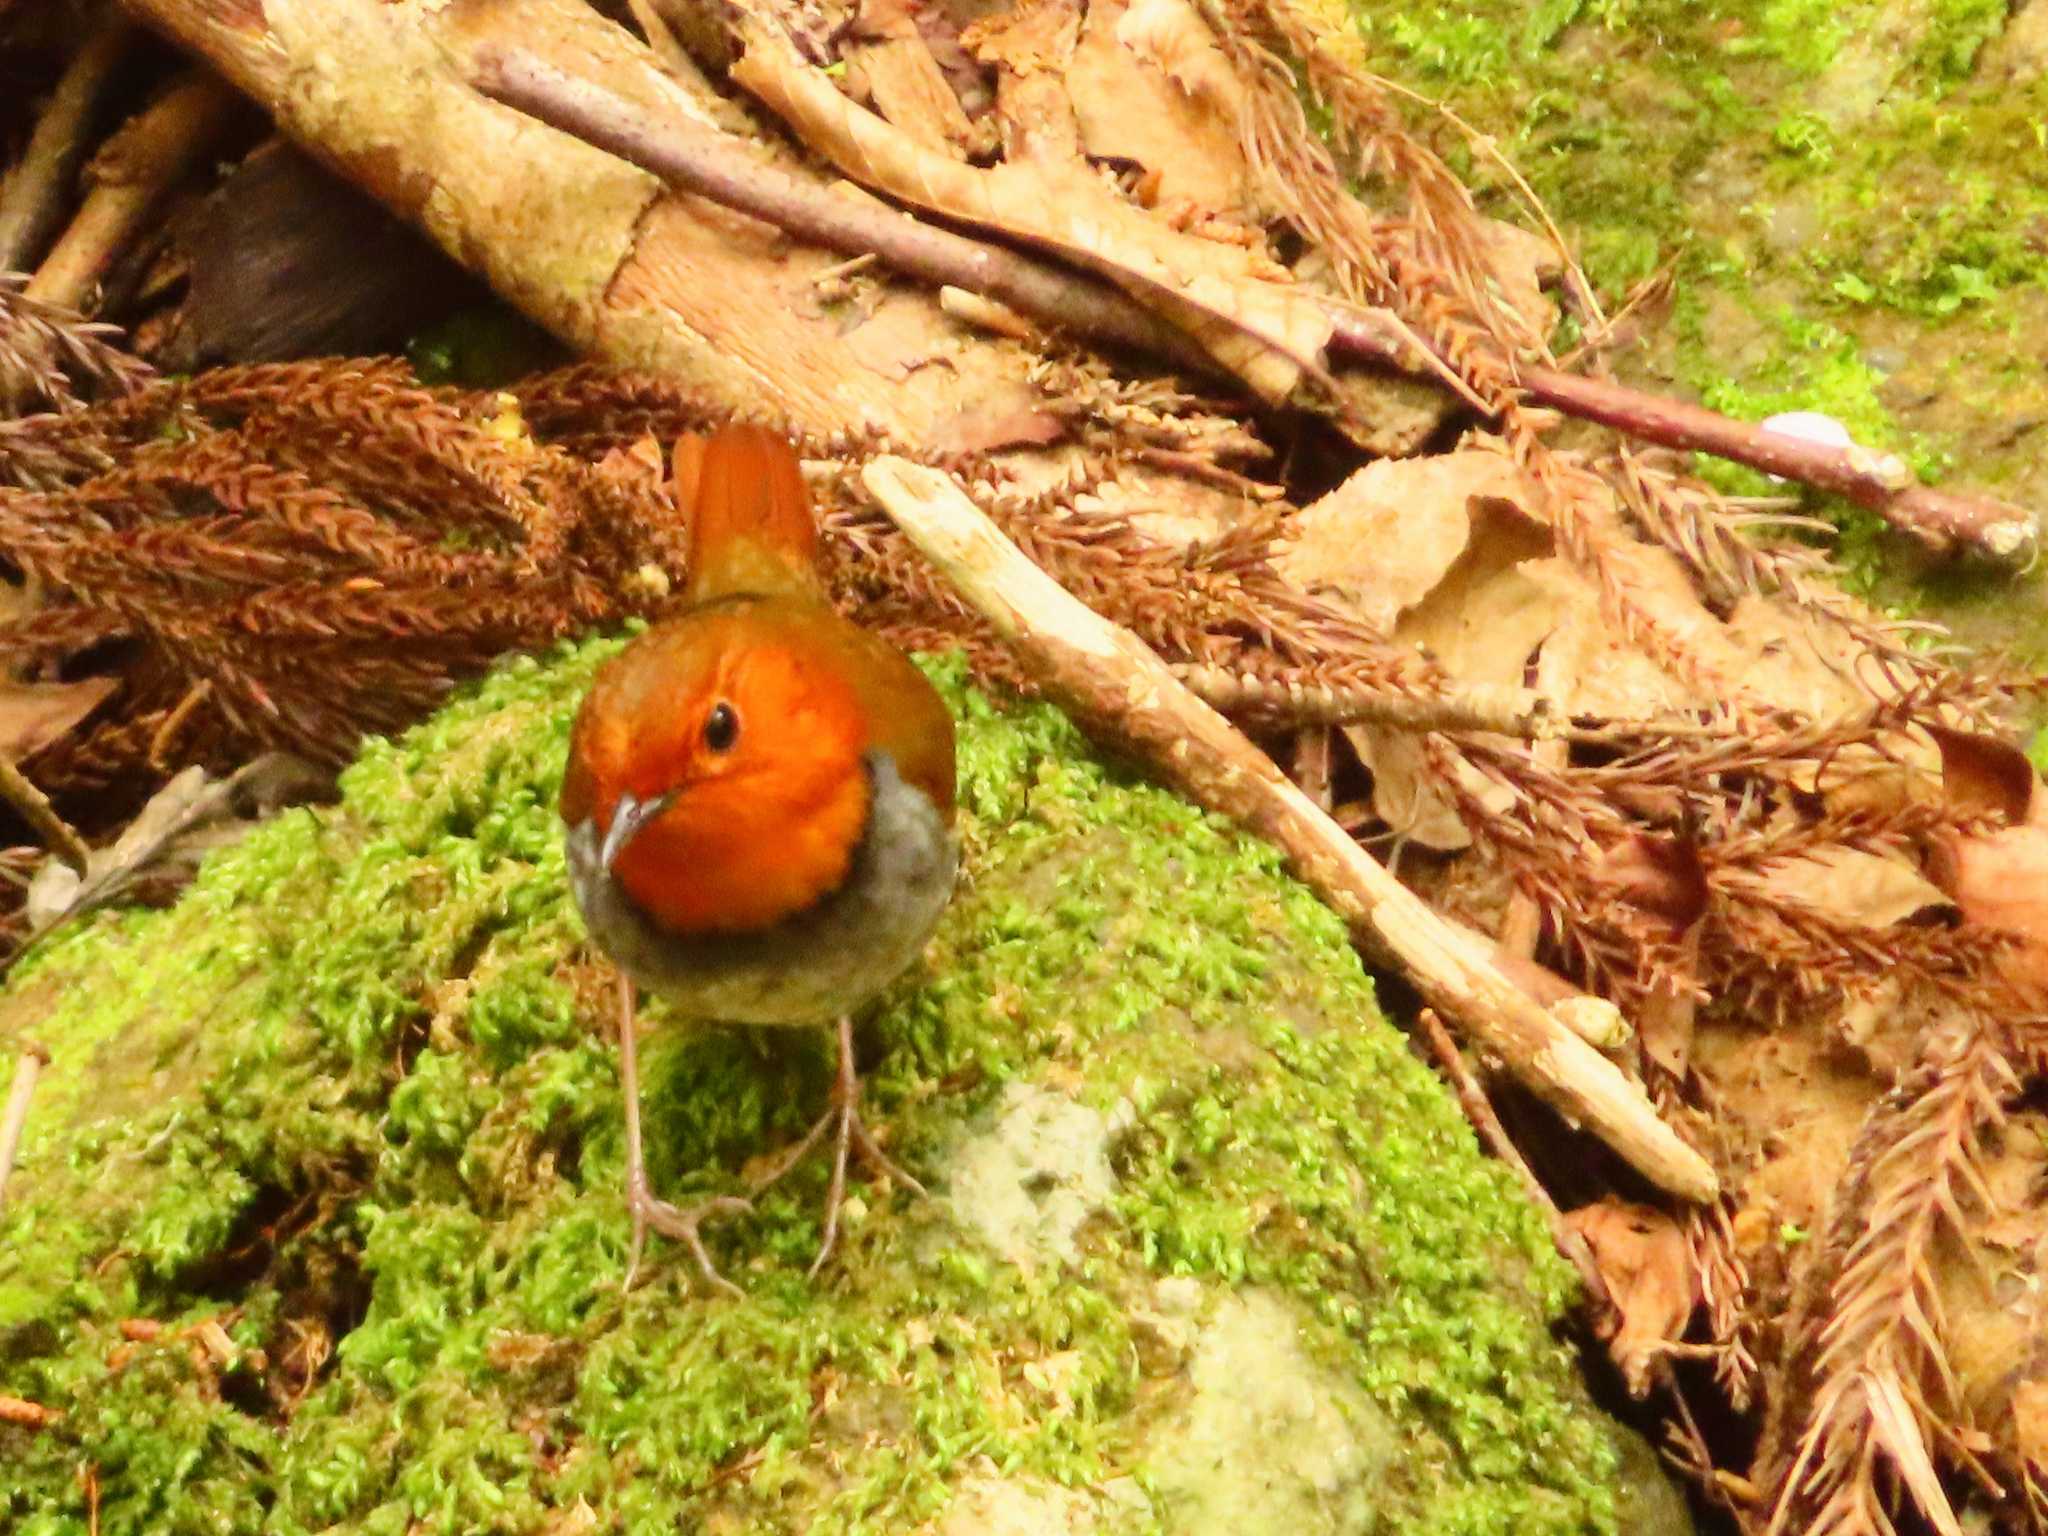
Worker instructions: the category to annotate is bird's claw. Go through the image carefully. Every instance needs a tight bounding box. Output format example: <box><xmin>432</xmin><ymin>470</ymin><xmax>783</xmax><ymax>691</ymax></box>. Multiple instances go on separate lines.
<box><xmin>625</xmin><ymin>1181</ymin><xmax>751</xmax><ymax>1299</ymax></box>
<box><xmin>748</xmin><ymin>1094</ymin><xmax>927</xmax><ymax>1278</ymax></box>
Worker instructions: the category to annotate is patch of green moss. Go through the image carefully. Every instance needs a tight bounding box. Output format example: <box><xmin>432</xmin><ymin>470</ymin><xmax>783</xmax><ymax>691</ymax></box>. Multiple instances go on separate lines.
<box><xmin>0</xmin><ymin>639</ymin><xmax>1643</xmax><ymax>1535</ymax></box>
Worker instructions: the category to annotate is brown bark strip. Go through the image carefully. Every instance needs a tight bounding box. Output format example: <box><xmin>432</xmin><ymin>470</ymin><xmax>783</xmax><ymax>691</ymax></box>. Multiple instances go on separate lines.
<box><xmin>727</xmin><ymin>17</ymin><xmax>1336</xmax><ymax>402</ymax></box>
<box><xmin>475</xmin><ymin>27</ymin><xmax>2029</xmax><ymax>561</ymax></box>
<box><xmin>862</xmin><ymin>453</ymin><xmax>1718</xmax><ymax>1202</ymax></box>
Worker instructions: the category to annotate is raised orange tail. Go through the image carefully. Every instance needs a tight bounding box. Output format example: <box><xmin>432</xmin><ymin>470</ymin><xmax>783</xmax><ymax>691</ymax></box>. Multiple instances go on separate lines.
<box><xmin>676</xmin><ymin>425</ymin><xmax>822</xmax><ymax>603</ymax></box>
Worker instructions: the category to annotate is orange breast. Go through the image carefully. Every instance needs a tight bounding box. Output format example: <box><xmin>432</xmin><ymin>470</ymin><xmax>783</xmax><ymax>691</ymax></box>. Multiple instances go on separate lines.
<box><xmin>609</xmin><ymin>741</ymin><xmax>871</xmax><ymax>933</ymax></box>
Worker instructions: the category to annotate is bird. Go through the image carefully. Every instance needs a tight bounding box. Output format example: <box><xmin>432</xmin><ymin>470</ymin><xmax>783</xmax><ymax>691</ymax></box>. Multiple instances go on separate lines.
<box><xmin>560</xmin><ymin>424</ymin><xmax>958</xmax><ymax>1293</ymax></box>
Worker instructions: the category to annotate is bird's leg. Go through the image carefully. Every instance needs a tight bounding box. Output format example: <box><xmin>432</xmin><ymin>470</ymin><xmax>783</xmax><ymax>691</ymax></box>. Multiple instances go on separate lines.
<box><xmin>747</xmin><ymin>1015</ymin><xmax>927</xmax><ymax>1276</ymax></box>
<box><xmin>615</xmin><ymin>970</ymin><xmax>749</xmax><ymax>1298</ymax></box>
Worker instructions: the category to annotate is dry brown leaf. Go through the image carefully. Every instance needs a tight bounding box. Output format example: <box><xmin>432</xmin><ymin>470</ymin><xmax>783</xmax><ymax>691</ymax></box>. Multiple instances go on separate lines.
<box><xmin>1521</xmin><ymin>556</ymin><xmax>1701</xmax><ymax>721</ymax></box>
<box><xmin>1467</xmin><ymin>217</ymin><xmax>1561</xmax><ymax>344</ymax></box>
<box><xmin>1638</xmin><ymin>974</ymin><xmax>1698</xmax><ymax>1080</ymax></box>
<box><xmin>1068</xmin><ymin>0</ymin><xmax>1259</xmax><ymax>215</ymax></box>
<box><xmin>1277</xmin><ymin>450</ymin><xmax>1523</xmax><ymax>630</ymax></box>
<box><xmin>1722</xmin><ymin>593</ymin><xmax>1895</xmax><ymax>723</ymax></box>
<box><xmin>928</xmin><ymin>401</ymin><xmax>1068</xmax><ymax>456</ymax></box>
<box><xmin>593</xmin><ymin>433</ymin><xmax>666</xmax><ymax>494</ymax></box>
<box><xmin>1758</xmin><ymin>845</ymin><xmax>1954</xmax><ymax>929</ymax></box>
<box><xmin>1343</xmin><ymin>727</ymin><xmax>1475</xmax><ymax>848</ymax></box>
<box><xmin>1341</xmin><ymin>497</ymin><xmax>1554</xmax><ymax>849</ymax></box>
<box><xmin>962</xmin><ymin>0</ymin><xmax>1082</xmax><ymax>77</ymax></box>
<box><xmin>2012</xmin><ymin>1379</ymin><xmax>2048</xmax><ymax>1470</ymax></box>
<box><xmin>25</xmin><ymin>754</ymin><xmax>335</xmax><ymax>940</ymax></box>
<box><xmin>1565</xmin><ymin>1199</ymin><xmax>1699</xmax><ymax>1397</ymax></box>
<box><xmin>1596</xmin><ymin>832</ymin><xmax>1709</xmax><ymax>933</ymax></box>
<box><xmin>0</xmin><ymin>678</ymin><xmax>118</xmax><ymax>760</ymax></box>
<box><xmin>1924</xmin><ymin>723</ymin><xmax>2037</xmax><ymax>825</ymax></box>
<box><xmin>733</xmin><ymin>21</ymin><xmax>1334</xmax><ymax>402</ymax></box>
<box><xmin>842</xmin><ymin>0</ymin><xmax>989</xmax><ymax>164</ymax></box>
<box><xmin>1938</xmin><ymin>825</ymin><xmax>2048</xmax><ymax>996</ymax></box>
<box><xmin>1115</xmin><ymin>0</ymin><xmax>1246</xmax><ymax>111</ymax></box>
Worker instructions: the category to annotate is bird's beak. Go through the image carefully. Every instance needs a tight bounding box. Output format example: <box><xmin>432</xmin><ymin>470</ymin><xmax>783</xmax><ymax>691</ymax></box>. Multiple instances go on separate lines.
<box><xmin>599</xmin><ymin>789</ymin><xmax>676</xmax><ymax>873</ymax></box>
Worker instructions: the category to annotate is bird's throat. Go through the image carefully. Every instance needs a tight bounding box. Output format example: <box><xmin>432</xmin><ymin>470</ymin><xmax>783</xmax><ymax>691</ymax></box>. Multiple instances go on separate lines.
<box><xmin>608</xmin><ymin>762</ymin><xmax>871</xmax><ymax>935</ymax></box>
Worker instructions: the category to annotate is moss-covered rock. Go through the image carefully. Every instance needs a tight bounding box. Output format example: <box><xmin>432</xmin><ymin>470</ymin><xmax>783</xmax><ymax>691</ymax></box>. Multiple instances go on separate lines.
<box><xmin>0</xmin><ymin>638</ymin><xmax>1680</xmax><ymax>1535</ymax></box>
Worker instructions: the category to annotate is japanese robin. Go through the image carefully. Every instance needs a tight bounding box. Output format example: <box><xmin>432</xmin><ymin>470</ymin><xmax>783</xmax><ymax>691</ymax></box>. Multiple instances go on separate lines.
<box><xmin>561</xmin><ymin>425</ymin><xmax>958</xmax><ymax>1292</ymax></box>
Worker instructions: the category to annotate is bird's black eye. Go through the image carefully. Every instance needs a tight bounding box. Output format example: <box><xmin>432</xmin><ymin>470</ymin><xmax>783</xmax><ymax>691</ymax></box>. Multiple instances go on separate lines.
<box><xmin>703</xmin><ymin>701</ymin><xmax>740</xmax><ymax>753</ymax></box>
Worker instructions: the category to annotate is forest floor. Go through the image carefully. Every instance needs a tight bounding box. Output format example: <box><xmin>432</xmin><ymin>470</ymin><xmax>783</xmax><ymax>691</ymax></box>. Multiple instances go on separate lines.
<box><xmin>1344</xmin><ymin>0</ymin><xmax>2048</xmax><ymax>659</ymax></box>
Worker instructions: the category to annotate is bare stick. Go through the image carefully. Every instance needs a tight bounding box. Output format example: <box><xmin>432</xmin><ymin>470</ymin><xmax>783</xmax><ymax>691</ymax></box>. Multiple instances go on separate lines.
<box><xmin>467</xmin><ymin>45</ymin><xmax>1219</xmax><ymax>375</ymax></box>
<box><xmin>0</xmin><ymin>755</ymin><xmax>89</xmax><ymax>875</ymax></box>
<box><xmin>1415</xmin><ymin>1007</ymin><xmax>1611</xmax><ymax>1310</ymax></box>
<box><xmin>26</xmin><ymin>73</ymin><xmax>246</xmax><ymax>311</ymax></box>
<box><xmin>0</xmin><ymin>12</ymin><xmax>134</xmax><ymax>273</ymax></box>
<box><xmin>863</xmin><ymin>455</ymin><xmax>1717</xmax><ymax>1202</ymax></box>
<box><xmin>0</xmin><ymin>1040</ymin><xmax>50</xmax><ymax>1215</ymax></box>
<box><xmin>1328</xmin><ymin>313</ymin><xmax>2037</xmax><ymax>563</ymax></box>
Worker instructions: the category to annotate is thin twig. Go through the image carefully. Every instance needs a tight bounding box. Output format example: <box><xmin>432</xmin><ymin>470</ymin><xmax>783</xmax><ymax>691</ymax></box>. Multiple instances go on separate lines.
<box><xmin>27</xmin><ymin>73</ymin><xmax>246</xmax><ymax>311</ymax></box>
<box><xmin>1326</xmin><ymin>312</ymin><xmax>2036</xmax><ymax>563</ymax></box>
<box><xmin>0</xmin><ymin>12</ymin><xmax>135</xmax><ymax>273</ymax></box>
<box><xmin>0</xmin><ymin>755</ymin><xmax>89</xmax><ymax>875</ymax></box>
<box><xmin>467</xmin><ymin>45</ymin><xmax>1220</xmax><ymax>375</ymax></box>
<box><xmin>1416</xmin><ymin>1007</ymin><xmax>1611</xmax><ymax>1311</ymax></box>
<box><xmin>863</xmin><ymin>454</ymin><xmax>1716</xmax><ymax>1201</ymax></box>
<box><xmin>0</xmin><ymin>1040</ymin><xmax>50</xmax><ymax>1214</ymax></box>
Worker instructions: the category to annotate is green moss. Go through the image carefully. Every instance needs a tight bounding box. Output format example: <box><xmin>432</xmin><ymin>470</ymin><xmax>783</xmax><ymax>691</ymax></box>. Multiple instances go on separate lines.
<box><xmin>0</xmin><ymin>639</ymin><xmax>1643</xmax><ymax>1535</ymax></box>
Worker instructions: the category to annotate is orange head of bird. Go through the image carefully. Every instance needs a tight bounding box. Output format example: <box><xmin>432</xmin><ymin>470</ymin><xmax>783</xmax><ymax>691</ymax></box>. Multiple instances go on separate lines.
<box><xmin>562</xmin><ymin>425</ymin><xmax>954</xmax><ymax>938</ymax></box>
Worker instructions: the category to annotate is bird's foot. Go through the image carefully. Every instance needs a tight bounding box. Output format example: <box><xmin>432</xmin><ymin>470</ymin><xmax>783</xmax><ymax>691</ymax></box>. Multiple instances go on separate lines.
<box><xmin>747</xmin><ymin>1019</ymin><xmax>927</xmax><ymax>1277</ymax></box>
<box><xmin>625</xmin><ymin>1173</ymin><xmax>751</xmax><ymax>1299</ymax></box>
<box><xmin>751</xmin><ymin>1096</ymin><xmax>927</xmax><ymax>1277</ymax></box>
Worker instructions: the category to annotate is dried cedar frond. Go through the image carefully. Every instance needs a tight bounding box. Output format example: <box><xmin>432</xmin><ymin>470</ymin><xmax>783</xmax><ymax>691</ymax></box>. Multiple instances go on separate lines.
<box><xmin>0</xmin><ymin>273</ymin><xmax>156</xmax><ymax>414</ymax></box>
<box><xmin>1766</xmin><ymin>1017</ymin><xmax>2015</xmax><ymax>1536</ymax></box>
<box><xmin>0</xmin><ymin>356</ymin><xmax>686</xmax><ymax>802</ymax></box>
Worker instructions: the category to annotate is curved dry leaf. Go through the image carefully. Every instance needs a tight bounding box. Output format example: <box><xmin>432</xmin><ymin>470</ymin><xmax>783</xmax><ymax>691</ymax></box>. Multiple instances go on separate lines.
<box><xmin>962</xmin><ymin>0</ymin><xmax>1082</xmax><ymax>77</ymax></box>
<box><xmin>1115</xmin><ymin>0</ymin><xmax>1246</xmax><ymax>112</ymax></box>
<box><xmin>842</xmin><ymin>0</ymin><xmax>989</xmax><ymax>163</ymax></box>
<box><xmin>1277</xmin><ymin>449</ymin><xmax>1523</xmax><ymax>631</ymax></box>
<box><xmin>0</xmin><ymin>678</ymin><xmax>119</xmax><ymax>760</ymax></box>
<box><xmin>1723</xmin><ymin>593</ymin><xmax>1901</xmax><ymax>722</ymax></box>
<box><xmin>1924</xmin><ymin>723</ymin><xmax>2037</xmax><ymax>825</ymax></box>
<box><xmin>732</xmin><ymin>22</ymin><xmax>1334</xmax><ymax>401</ymax></box>
<box><xmin>1940</xmin><ymin>825</ymin><xmax>2048</xmax><ymax>995</ymax></box>
<box><xmin>1342</xmin><ymin>725</ymin><xmax>1485</xmax><ymax>849</ymax></box>
<box><xmin>1759</xmin><ymin>845</ymin><xmax>1954</xmax><ymax>930</ymax></box>
<box><xmin>1523</xmin><ymin>556</ymin><xmax>1701</xmax><ymax>721</ymax></box>
<box><xmin>1069</xmin><ymin>0</ymin><xmax>1258</xmax><ymax>215</ymax></box>
<box><xmin>1564</xmin><ymin>1199</ymin><xmax>1698</xmax><ymax>1397</ymax></box>
<box><xmin>929</xmin><ymin>399</ymin><xmax>1068</xmax><ymax>456</ymax></box>
<box><xmin>25</xmin><ymin>753</ymin><xmax>335</xmax><ymax>940</ymax></box>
